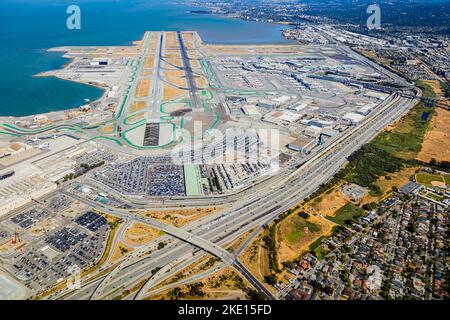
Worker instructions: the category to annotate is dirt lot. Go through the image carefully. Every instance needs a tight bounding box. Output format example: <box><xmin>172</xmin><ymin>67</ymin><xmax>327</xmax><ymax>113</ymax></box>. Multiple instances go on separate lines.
<box><xmin>144</xmin><ymin>267</ymin><xmax>248</xmax><ymax>300</ymax></box>
<box><xmin>196</xmin><ymin>76</ymin><xmax>208</xmax><ymax>88</ymax></box>
<box><xmin>135</xmin><ymin>78</ymin><xmax>151</xmax><ymax>98</ymax></box>
<box><xmin>415</xmin><ymin>80</ymin><xmax>450</xmax><ymax>162</ymax></box>
<box><xmin>416</xmin><ymin>108</ymin><xmax>450</xmax><ymax>163</ymax></box>
<box><xmin>129</xmin><ymin>101</ymin><xmax>147</xmax><ymax>113</ymax></box>
<box><xmin>188</xmin><ymin>51</ymin><xmax>201</xmax><ymax>59</ymax></box>
<box><xmin>99</xmin><ymin>123</ymin><xmax>114</xmax><ymax>134</ymax></box>
<box><xmin>142</xmin><ymin>207</ymin><xmax>219</xmax><ymax>227</ymax></box>
<box><xmin>182</xmin><ymin>33</ymin><xmax>195</xmax><ymax>50</ymax></box>
<box><xmin>9</xmin><ymin>142</ymin><xmax>24</xmax><ymax>151</ymax></box>
<box><xmin>164</xmin><ymin>32</ymin><xmax>179</xmax><ymax>50</ymax></box>
<box><xmin>307</xmin><ymin>187</ymin><xmax>350</xmax><ymax>216</ymax></box>
<box><xmin>109</xmin><ymin>241</ymin><xmax>134</xmax><ymax>264</ymax></box>
<box><xmin>422</xmin><ymin>80</ymin><xmax>443</xmax><ymax>95</ymax></box>
<box><xmin>144</xmin><ymin>56</ymin><xmax>155</xmax><ymax>69</ymax></box>
<box><xmin>357</xmin><ymin>49</ymin><xmax>392</xmax><ymax>67</ymax></box>
<box><xmin>163</xmin><ymin>85</ymin><xmax>187</xmax><ymax>101</ymax></box>
<box><xmin>240</xmin><ymin>230</ymin><xmax>271</xmax><ymax>282</ymax></box>
<box><xmin>149</xmin><ymin>32</ymin><xmax>159</xmax><ymax>51</ymax></box>
<box><xmin>165</xmin><ymin>70</ymin><xmax>186</xmax><ymax>87</ymax></box>
<box><xmin>190</xmin><ymin>59</ymin><xmax>201</xmax><ymax>69</ymax></box>
<box><xmin>165</xmin><ymin>53</ymin><xmax>183</xmax><ymax>68</ymax></box>
<box><xmin>154</xmin><ymin>255</ymin><xmax>218</xmax><ymax>290</ymax></box>
<box><xmin>225</xmin><ymin>228</ymin><xmax>256</xmax><ymax>254</ymax></box>
<box><xmin>123</xmin><ymin>223</ymin><xmax>160</xmax><ymax>246</ymax></box>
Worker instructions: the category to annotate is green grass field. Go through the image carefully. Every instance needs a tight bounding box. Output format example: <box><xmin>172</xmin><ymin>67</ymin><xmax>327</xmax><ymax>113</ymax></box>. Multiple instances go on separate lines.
<box><xmin>313</xmin><ymin>246</ymin><xmax>327</xmax><ymax>260</ymax></box>
<box><xmin>415</xmin><ymin>173</ymin><xmax>447</xmax><ymax>187</ymax></box>
<box><xmin>326</xmin><ymin>203</ymin><xmax>364</xmax><ymax>226</ymax></box>
<box><xmin>371</xmin><ymin>81</ymin><xmax>436</xmax><ymax>160</ymax></box>
<box><xmin>285</xmin><ymin>217</ymin><xmax>320</xmax><ymax>244</ymax></box>
<box><xmin>309</xmin><ymin>236</ymin><xmax>325</xmax><ymax>251</ymax></box>
<box><xmin>444</xmin><ymin>175</ymin><xmax>450</xmax><ymax>186</ymax></box>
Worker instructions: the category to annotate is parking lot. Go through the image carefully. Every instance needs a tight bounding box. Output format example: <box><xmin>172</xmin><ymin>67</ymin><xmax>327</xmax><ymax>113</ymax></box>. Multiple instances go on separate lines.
<box><xmin>10</xmin><ymin>208</ymin><xmax>52</xmax><ymax>230</ymax></box>
<box><xmin>97</xmin><ymin>156</ymin><xmax>186</xmax><ymax>196</ymax></box>
<box><xmin>75</xmin><ymin>211</ymin><xmax>107</xmax><ymax>232</ymax></box>
<box><xmin>8</xmin><ymin>211</ymin><xmax>109</xmax><ymax>292</ymax></box>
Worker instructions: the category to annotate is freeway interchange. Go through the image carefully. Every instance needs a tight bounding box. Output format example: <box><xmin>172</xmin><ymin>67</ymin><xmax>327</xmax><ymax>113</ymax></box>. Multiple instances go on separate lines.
<box><xmin>48</xmin><ymin>90</ymin><xmax>417</xmax><ymax>300</ymax></box>
<box><xmin>0</xmin><ymin>31</ymin><xmax>420</xmax><ymax>300</ymax></box>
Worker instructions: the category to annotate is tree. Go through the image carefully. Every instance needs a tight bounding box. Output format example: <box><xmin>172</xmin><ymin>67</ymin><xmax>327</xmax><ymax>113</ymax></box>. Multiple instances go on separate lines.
<box><xmin>187</xmin><ymin>282</ymin><xmax>205</xmax><ymax>297</ymax></box>
<box><xmin>298</xmin><ymin>211</ymin><xmax>310</xmax><ymax>219</ymax></box>
<box><xmin>244</xmin><ymin>288</ymin><xmax>266</xmax><ymax>300</ymax></box>
<box><xmin>264</xmin><ymin>274</ymin><xmax>277</xmax><ymax>285</ymax></box>
<box><xmin>151</xmin><ymin>267</ymin><xmax>161</xmax><ymax>275</ymax></box>
<box><xmin>168</xmin><ymin>287</ymin><xmax>182</xmax><ymax>300</ymax></box>
<box><xmin>342</xmin><ymin>244</ymin><xmax>352</xmax><ymax>253</ymax></box>
<box><xmin>363</xmin><ymin>202</ymin><xmax>377</xmax><ymax>211</ymax></box>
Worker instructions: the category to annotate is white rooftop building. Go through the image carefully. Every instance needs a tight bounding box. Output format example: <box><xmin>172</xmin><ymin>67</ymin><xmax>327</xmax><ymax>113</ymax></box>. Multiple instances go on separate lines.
<box><xmin>343</xmin><ymin>112</ymin><xmax>365</xmax><ymax>124</ymax></box>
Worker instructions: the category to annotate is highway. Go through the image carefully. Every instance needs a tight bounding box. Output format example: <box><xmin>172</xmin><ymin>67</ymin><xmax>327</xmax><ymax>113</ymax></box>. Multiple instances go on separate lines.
<box><xmin>52</xmin><ymin>87</ymin><xmax>418</xmax><ymax>300</ymax></box>
<box><xmin>0</xmin><ymin>28</ymin><xmax>425</xmax><ymax>301</ymax></box>
<box><xmin>139</xmin><ymin>260</ymin><xmax>224</xmax><ymax>299</ymax></box>
<box><xmin>23</xmin><ymin>33</ymin><xmax>420</xmax><ymax>300</ymax></box>
<box><xmin>233</xmin><ymin>260</ymin><xmax>275</xmax><ymax>299</ymax></box>
<box><xmin>79</xmin><ymin>93</ymin><xmax>401</xmax><ymax>210</ymax></box>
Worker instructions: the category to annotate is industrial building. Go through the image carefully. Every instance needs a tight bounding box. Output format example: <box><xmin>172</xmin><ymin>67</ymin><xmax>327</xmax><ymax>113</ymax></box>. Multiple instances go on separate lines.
<box><xmin>263</xmin><ymin>110</ymin><xmax>303</xmax><ymax>125</ymax></box>
<box><xmin>343</xmin><ymin>112</ymin><xmax>366</xmax><ymax>124</ymax></box>
<box><xmin>287</xmin><ymin>136</ymin><xmax>317</xmax><ymax>154</ymax></box>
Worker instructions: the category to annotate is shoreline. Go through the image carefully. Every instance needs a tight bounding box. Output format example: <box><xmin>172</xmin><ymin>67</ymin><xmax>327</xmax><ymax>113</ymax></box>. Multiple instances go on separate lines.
<box><xmin>12</xmin><ymin>49</ymin><xmax>108</xmax><ymax>120</ymax></box>
<box><xmin>4</xmin><ymin>14</ymin><xmax>292</xmax><ymax>120</ymax></box>
<box><xmin>191</xmin><ymin>12</ymin><xmax>292</xmax><ymax>45</ymax></box>
<box><xmin>6</xmin><ymin>26</ymin><xmax>292</xmax><ymax>121</ymax></box>
<box><xmin>1</xmin><ymin>2</ymin><xmax>294</xmax><ymax>119</ymax></box>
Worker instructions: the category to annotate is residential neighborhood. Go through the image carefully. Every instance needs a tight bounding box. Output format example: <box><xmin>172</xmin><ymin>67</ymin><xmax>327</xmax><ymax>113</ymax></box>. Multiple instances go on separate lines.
<box><xmin>280</xmin><ymin>178</ymin><xmax>449</xmax><ymax>300</ymax></box>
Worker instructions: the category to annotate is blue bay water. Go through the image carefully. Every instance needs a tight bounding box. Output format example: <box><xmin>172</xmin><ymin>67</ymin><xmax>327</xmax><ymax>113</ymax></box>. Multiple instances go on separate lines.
<box><xmin>0</xmin><ymin>0</ymin><xmax>290</xmax><ymax>117</ymax></box>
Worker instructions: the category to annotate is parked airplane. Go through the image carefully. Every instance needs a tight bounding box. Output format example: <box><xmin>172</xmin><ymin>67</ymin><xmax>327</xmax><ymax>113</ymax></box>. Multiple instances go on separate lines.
<box><xmin>28</xmin><ymin>136</ymin><xmax>41</xmax><ymax>142</ymax></box>
<box><xmin>34</xmin><ymin>143</ymin><xmax>50</xmax><ymax>150</ymax></box>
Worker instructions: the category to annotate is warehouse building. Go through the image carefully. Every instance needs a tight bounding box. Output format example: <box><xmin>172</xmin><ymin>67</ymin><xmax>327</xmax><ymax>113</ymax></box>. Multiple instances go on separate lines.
<box><xmin>287</xmin><ymin>136</ymin><xmax>317</xmax><ymax>154</ymax></box>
